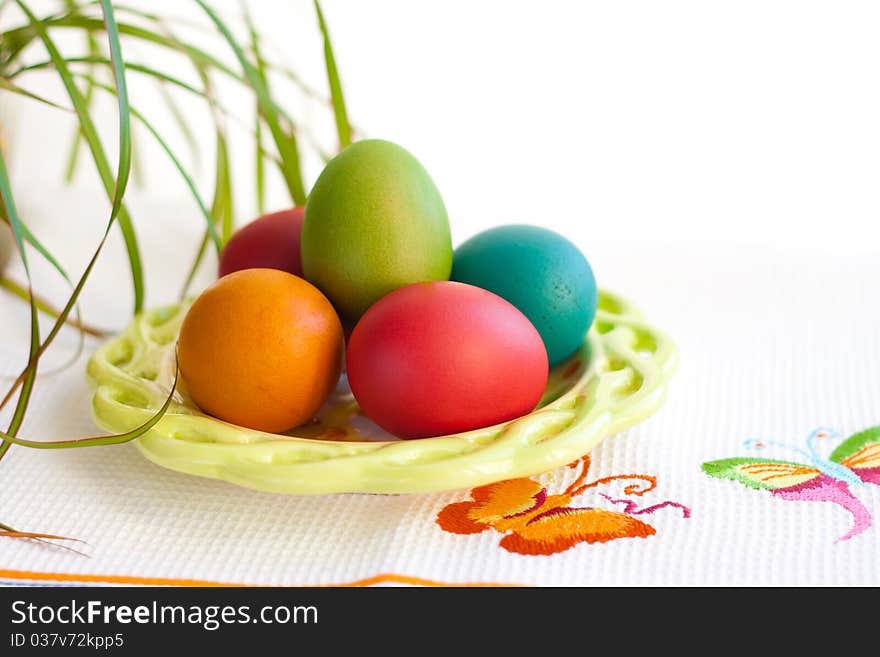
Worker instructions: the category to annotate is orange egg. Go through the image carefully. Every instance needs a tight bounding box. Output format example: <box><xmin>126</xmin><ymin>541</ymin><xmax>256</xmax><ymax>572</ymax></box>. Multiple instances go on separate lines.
<box><xmin>178</xmin><ymin>268</ymin><xmax>344</xmax><ymax>433</ymax></box>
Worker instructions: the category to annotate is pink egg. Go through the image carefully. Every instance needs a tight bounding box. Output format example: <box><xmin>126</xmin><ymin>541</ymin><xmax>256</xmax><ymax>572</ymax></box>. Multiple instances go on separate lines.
<box><xmin>347</xmin><ymin>281</ymin><xmax>549</xmax><ymax>439</ymax></box>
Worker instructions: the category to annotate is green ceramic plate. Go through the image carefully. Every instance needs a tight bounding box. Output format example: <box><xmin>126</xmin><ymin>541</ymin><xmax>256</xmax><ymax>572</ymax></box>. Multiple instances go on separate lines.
<box><xmin>86</xmin><ymin>290</ymin><xmax>676</xmax><ymax>494</ymax></box>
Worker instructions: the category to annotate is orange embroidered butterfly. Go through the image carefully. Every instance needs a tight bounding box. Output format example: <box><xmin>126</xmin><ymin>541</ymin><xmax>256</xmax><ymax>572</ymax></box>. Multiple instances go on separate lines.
<box><xmin>436</xmin><ymin>456</ymin><xmax>689</xmax><ymax>555</ymax></box>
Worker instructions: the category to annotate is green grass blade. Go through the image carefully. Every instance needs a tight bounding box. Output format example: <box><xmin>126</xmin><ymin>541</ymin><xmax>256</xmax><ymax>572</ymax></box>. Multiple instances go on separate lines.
<box><xmin>0</xmin><ymin>367</ymin><xmax>179</xmax><ymax>450</ymax></box>
<box><xmin>0</xmin><ymin>169</ymin><xmax>91</xmax><ymax>425</ymax></box>
<box><xmin>220</xmin><ymin>145</ymin><xmax>234</xmax><ymax>244</ymax></box>
<box><xmin>174</xmin><ymin>60</ymin><xmax>234</xmax><ymax>298</ymax></box>
<box><xmin>243</xmin><ymin>2</ymin><xmax>268</xmax><ymax>213</ymax></box>
<box><xmin>62</xmin><ymin>19</ymin><xmax>101</xmax><ymax>183</ymax></box>
<box><xmin>77</xmin><ymin>3</ymin><xmax>323</xmax><ymax>126</ymax></box>
<box><xmin>0</xmin><ymin>78</ymin><xmax>71</xmax><ymax>110</ymax></box>
<box><xmin>196</xmin><ymin>66</ymin><xmax>235</xmax><ymax>248</ymax></box>
<box><xmin>1</xmin><ymin>195</ymin><xmax>82</xmax><ymax>319</ymax></box>
<box><xmin>81</xmin><ymin>76</ymin><xmax>221</xmax><ymax>253</ymax></box>
<box><xmin>0</xmin><ymin>1</ymin><xmax>141</xmax><ymax>422</ymax></box>
<box><xmin>13</xmin><ymin>3</ymin><xmax>138</xmax><ymax>312</ymax></box>
<box><xmin>12</xmin><ymin>57</ymin><xmax>293</xmax><ymax>167</ymax></box>
<box><xmin>0</xmin><ymin>214</ymin><xmax>82</xmax><ymax>318</ymax></box>
<box><xmin>0</xmin><ymin>139</ymin><xmax>40</xmax><ymax>460</ymax></box>
<box><xmin>0</xmin><ymin>217</ymin><xmax>63</xmax><ymax>280</ymax></box>
<box><xmin>0</xmin><ymin>196</ymin><xmax>143</xmax><ymax>417</ymax></box>
<box><xmin>16</xmin><ymin>0</ymin><xmax>144</xmax><ymax>312</ymax></box>
<box><xmin>267</xmin><ymin>61</ymin><xmax>326</xmax><ymax>104</ymax></box>
<box><xmin>179</xmin><ymin>127</ymin><xmax>231</xmax><ymax>298</ymax></box>
<box><xmin>13</xmin><ymin>57</ymin><xmax>205</xmax><ymax>93</ymax></box>
<box><xmin>0</xmin><ymin>206</ymin><xmax>131</xmax><ymax>416</ymax></box>
<box><xmin>0</xmin><ymin>276</ymin><xmax>108</xmax><ymax>338</ymax></box>
<box><xmin>130</xmin><ymin>121</ymin><xmax>145</xmax><ymax>188</ymax></box>
<box><xmin>195</xmin><ymin>0</ymin><xmax>307</xmax><ymax>205</ymax></box>
<box><xmin>7</xmin><ymin>34</ymin><xmax>316</xmax><ymax>153</ymax></box>
<box><xmin>156</xmin><ymin>81</ymin><xmax>200</xmax><ymax>173</ymax></box>
<box><xmin>4</xmin><ymin>187</ymin><xmax>89</xmax><ymax>372</ymax></box>
<box><xmin>255</xmin><ymin>116</ymin><xmax>266</xmax><ymax>214</ymax></box>
<box><xmin>0</xmin><ymin>81</ymin><xmax>90</xmax><ymax>377</ymax></box>
<box><xmin>144</xmin><ymin>114</ymin><xmax>214</xmax><ymax>242</ymax></box>
<box><xmin>302</xmin><ymin>127</ymin><xmax>333</xmax><ymax>164</ymax></box>
<box><xmin>2</xmin><ymin>15</ymin><xmax>240</xmax><ymax>82</ymax></box>
<box><xmin>62</xmin><ymin>74</ymin><xmax>96</xmax><ymax>182</ymax></box>
<box><xmin>97</xmin><ymin>0</ymin><xmax>132</xmax><ymax>222</ymax></box>
<box><xmin>313</xmin><ymin>0</ymin><xmax>351</xmax><ymax>149</ymax></box>
<box><xmin>18</xmin><ymin>56</ymin><xmax>358</xmax><ymax>155</ymax></box>
<box><xmin>180</xmin><ymin>231</ymin><xmax>211</xmax><ymax>300</ymax></box>
<box><xmin>14</xmin><ymin>1</ymin><xmax>144</xmax><ymax>313</ymax></box>
<box><xmin>180</xmin><ymin>70</ymin><xmax>232</xmax><ymax>301</ymax></box>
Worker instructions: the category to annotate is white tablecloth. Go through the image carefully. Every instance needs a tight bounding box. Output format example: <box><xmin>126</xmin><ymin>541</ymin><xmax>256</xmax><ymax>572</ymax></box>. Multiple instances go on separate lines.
<box><xmin>1</xmin><ymin>188</ymin><xmax>879</xmax><ymax>586</ymax></box>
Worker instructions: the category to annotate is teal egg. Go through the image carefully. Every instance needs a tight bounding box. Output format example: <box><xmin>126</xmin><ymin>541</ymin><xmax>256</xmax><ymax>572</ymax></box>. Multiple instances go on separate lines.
<box><xmin>451</xmin><ymin>225</ymin><xmax>597</xmax><ymax>366</ymax></box>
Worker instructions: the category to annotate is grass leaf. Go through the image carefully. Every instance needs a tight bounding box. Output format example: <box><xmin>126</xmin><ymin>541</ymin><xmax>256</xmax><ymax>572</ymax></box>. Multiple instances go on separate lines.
<box><xmin>14</xmin><ymin>1</ymin><xmax>144</xmax><ymax>313</ymax></box>
<box><xmin>243</xmin><ymin>1</ymin><xmax>268</xmax><ymax>213</ymax></box>
<box><xmin>195</xmin><ymin>0</ymin><xmax>307</xmax><ymax>205</ymax></box>
<box><xmin>0</xmin><ymin>126</ymin><xmax>40</xmax><ymax>461</ymax></box>
<box><xmin>62</xmin><ymin>73</ymin><xmax>96</xmax><ymax>181</ymax></box>
<box><xmin>179</xmin><ymin>123</ymin><xmax>231</xmax><ymax>298</ymax></box>
<box><xmin>82</xmin><ymin>75</ymin><xmax>221</xmax><ymax>253</ymax></box>
<box><xmin>62</xmin><ymin>22</ymin><xmax>101</xmax><ymax>182</ymax></box>
<box><xmin>255</xmin><ymin>116</ymin><xmax>266</xmax><ymax>214</ymax></box>
<box><xmin>0</xmin><ymin>2</ymin><xmax>139</xmax><ymax>428</ymax></box>
<box><xmin>0</xmin><ymin>276</ymin><xmax>108</xmax><ymax>338</ymax></box>
<box><xmin>0</xmin><ymin>367</ymin><xmax>179</xmax><ymax>450</ymax></box>
<box><xmin>0</xmin><ymin>520</ymin><xmax>88</xmax><ymax>556</ymax></box>
<box><xmin>156</xmin><ymin>80</ymin><xmax>201</xmax><ymax>173</ymax></box>
<box><xmin>12</xmin><ymin>56</ymin><xmax>298</xmax><ymax>166</ymax></box>
<box><xmin>97</xmin><ymin>0</ymin><xmax>132</xmax><ymax>223</ymax></box>
<box><xmin>0</xmin><ymin>529</ymin><xmax>84</xmax><ymax>542</ymax></box>
<box><xmin>2</xmin><ymin>14</ymin><xmax>237</xmax><ymax>79</ymax></box>
<box><xmin>0</xmin><ymin>78</ymin><xmax>71</xmax><ymax>111</ymax></box>
<box><xmin>313</xmin><ymin>0</ymin><xmax>351</xmax><ymax>150</ymax></box>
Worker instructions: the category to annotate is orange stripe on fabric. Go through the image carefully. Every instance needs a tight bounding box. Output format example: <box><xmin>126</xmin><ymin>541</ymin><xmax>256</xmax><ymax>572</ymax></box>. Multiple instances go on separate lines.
<box><xmin>0</xmin><ymin>569</ymin><xmax>248</xmax><ymax>587</ymax></box>
<box><xmin>0</xmin><ymin>569</ymin><xmax>516</xmax><ymax>588</ymax></box>
<box><xmin>333</xmin><ymin>573</ymin><xmax>516</xmax><ymax>587</ymax></box>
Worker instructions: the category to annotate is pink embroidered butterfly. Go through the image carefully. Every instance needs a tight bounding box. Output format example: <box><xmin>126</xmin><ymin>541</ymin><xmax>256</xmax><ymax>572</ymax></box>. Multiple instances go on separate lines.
<box><xmin>702</xmin><ymin>426</ymin><xmax>880</xmax><ymax>542</ymax></box>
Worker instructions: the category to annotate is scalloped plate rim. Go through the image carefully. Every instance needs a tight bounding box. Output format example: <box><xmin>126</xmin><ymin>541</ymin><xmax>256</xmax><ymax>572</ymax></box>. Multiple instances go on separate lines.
<box><xmin>87</xmin><ymin>290</ymin><xmax>676</xmax><ymax>495</ymax></box>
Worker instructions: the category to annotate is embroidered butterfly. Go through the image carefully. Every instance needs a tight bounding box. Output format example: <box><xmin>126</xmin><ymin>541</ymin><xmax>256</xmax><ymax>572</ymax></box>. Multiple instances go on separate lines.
<box><xmin>702</xmin><ymin>425</ymin><xmax>880</xmax><ymax>542</ymax></box>
<box><xmin>436</xmin><ymin>456</ymin><xmax>689</xmax><ymax>556</ymax></box>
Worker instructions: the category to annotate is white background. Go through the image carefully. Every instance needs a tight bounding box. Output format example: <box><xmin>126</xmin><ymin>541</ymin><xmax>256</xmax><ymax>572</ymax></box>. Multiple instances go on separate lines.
<box><xmin>4</xmin><ymin>0</ymin><xmax>880</xmax><ymax>264</ymax></box>
<box><xmin>2</xmin><ymin>2</ymin><xmax>880</xmax><ymax>586</ymax></box>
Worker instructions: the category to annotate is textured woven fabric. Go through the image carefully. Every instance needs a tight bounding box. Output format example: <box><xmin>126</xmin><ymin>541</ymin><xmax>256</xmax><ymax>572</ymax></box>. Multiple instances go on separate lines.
<box><xmin>1</xmin><ymin>198</ymin><xmax>879</xmax><ymax>585</ymax></box>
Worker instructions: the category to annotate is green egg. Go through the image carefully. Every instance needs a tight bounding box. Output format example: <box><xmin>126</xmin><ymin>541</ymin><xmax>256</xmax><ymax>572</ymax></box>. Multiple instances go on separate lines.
<box><xmin>302</xmin><ymin>139</ymin><xmax>453</xmax><ymax>321</ymax></box>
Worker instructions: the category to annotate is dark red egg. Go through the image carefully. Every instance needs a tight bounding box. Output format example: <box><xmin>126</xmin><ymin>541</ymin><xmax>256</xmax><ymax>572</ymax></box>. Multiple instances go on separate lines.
<box><xmin>346</xmin><ymin>281</ymin><xmax>549</xmax><ymax>439</ymax></box>
<box><xmin>218</xmin><ymin>208</ymin><xmax>304</xmax><ymax>278</ymax></box>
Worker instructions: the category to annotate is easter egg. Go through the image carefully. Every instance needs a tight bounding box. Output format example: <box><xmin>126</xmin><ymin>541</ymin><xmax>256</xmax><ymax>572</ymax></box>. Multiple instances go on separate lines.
<box><xmin>178</xmin><ymin>268</ymin><xmax>344</xmax><ymax>433</ymax></box>
<box><xmin>451</xmin><ymin>225</ymin><xmax>597</xmax><ymax>366</ymax></box>
<box><xmin>0</xmin><ymin>222</ymin><xmax>12</xmax><ymax>274</ymax></box>
<box><xmin>347</xmin><ymin>281</ymin><xmax>548</xmax><ymax>439</ymax></box>
<box><xmin>218</xmin><ymin>207</ymin><xmax>304</xmax><ymax>278</ymax></box>
<box><xmin>302</xmin><ymin>139</ymin><xmax>453</xmax><ymax>321</ymax></box>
